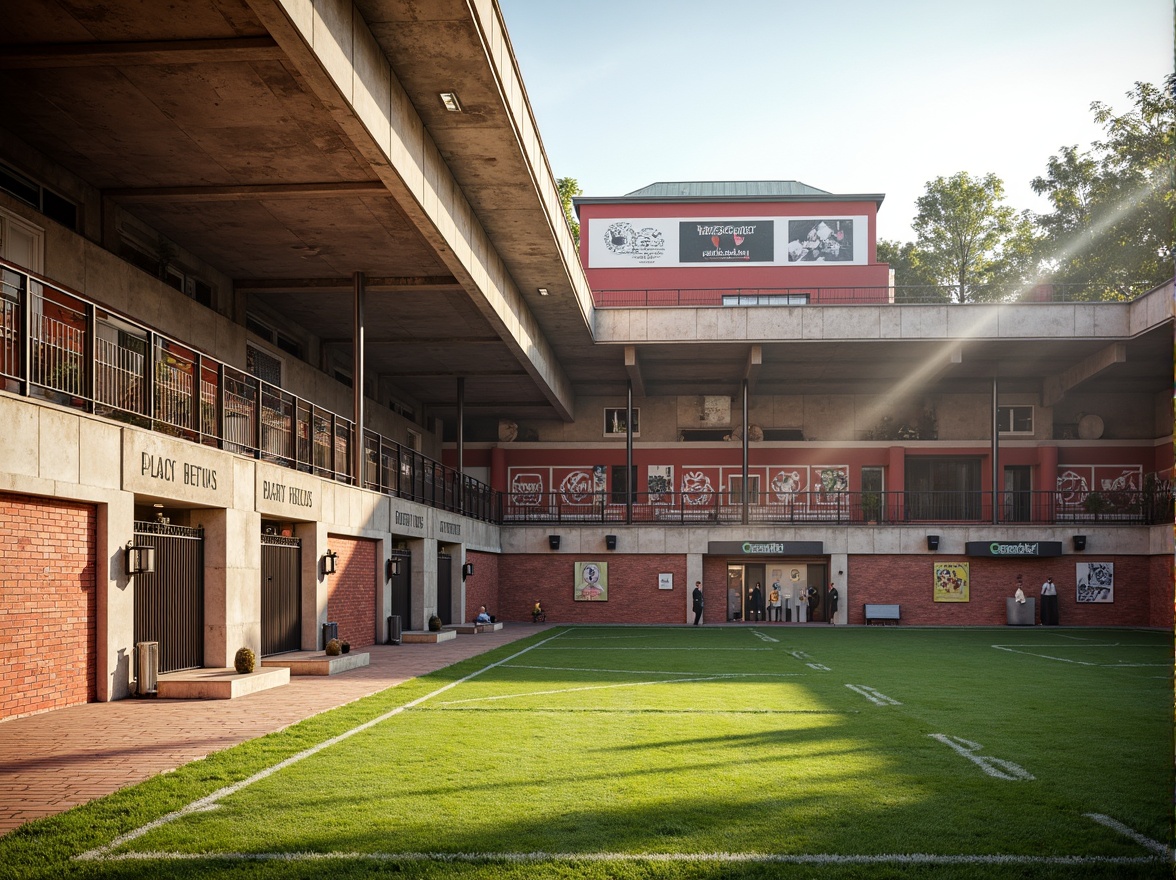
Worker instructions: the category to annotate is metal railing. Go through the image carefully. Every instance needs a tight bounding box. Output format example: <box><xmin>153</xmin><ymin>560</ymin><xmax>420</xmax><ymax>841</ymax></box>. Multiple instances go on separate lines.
<box><xmin>0</xmin><ymin>259</ymin><xmax>495</xmax><ymax>521</ymax></box>
<box><xmin>500</xmin><ymin>489</ymin><xmax>1170</xmax><ymax>526</ymax></box>
<box><xmin>593</xmin><ymin>283</ymin><xmax>1155</xmax><ymax>308</ymax></box>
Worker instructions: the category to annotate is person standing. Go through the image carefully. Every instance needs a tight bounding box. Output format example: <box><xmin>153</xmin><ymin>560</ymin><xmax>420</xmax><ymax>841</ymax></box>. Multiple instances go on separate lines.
<box><xmin>1040</xmin><ymin>576</ymin><xmax>1059</xmax><ymax>625</ymax></box>
<box><xmin>806</xmin><ymin>584</ymin><xmax>819</xmax><ymax>622</ymax></box>
<box><xmin>692</xmin><ymin>581</ymin><xmax>704</xmax><ymax>626</ymax></box>
<box><xmin>827</xmin><ymin>583</ymin><xmax>839</xmax><ymax>624</ymax></box>
<box><xmin>768</xmin><ymin>583</ymin><xmax>782</xmax><ymax>621</ymax></box>
<box><xmin>750</xmin><ymin>582</ymin><xmax>764</xmax><ymax>621</ymax></box>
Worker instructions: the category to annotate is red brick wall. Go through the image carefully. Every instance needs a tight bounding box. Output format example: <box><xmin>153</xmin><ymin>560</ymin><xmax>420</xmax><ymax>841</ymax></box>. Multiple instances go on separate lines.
<box><xmin>847</xmin><ymin>555</ymin><xmax>1162</xmax><ymax>627</ymax></box>
<box><xmin>1147</xmin><ymin>553</ymin><xmax>1173</xmax><ymax>629</ymax></box>
<box><xmin>0</xmin><ymin>493</ymin><xmax>96</xmax><ymax>720</ymax></box>
<box><xmin>464</xmin><ymin>550</ymin><xmax>500</xmax><ymax>622</ymax></box>
<box><xmin>326</xmin><ymin>536</ymin><xmax>376</xmax><ymax>646</ymax></box>
<box><xmin>497</xmin><ymin>555</ymin><xmax>689</xmax><ymax>624</ymax></box>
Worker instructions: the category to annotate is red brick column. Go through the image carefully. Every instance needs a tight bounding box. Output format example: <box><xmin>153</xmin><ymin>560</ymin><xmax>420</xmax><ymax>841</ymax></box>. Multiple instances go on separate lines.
<box><xmin>326</xmin><ymin>536</ymin><xmax>376</xmax><ymax>646</ymax></box>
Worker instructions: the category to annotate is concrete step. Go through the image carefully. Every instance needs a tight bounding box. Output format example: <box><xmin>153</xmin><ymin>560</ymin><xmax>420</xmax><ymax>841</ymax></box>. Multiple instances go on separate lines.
<box><xmin>262</xmin><ymin>651</ymin><xmax>371</xmax><ymax>676</ymax></box>
<box><xmin>154</xmin><ymin>666</ymin><xmax>290</xmax><ymax>700</ymax></box>
<box><xmin>400</xmin><ymin>629</ymin><xmax>457</xmax><ymax>644</ymax></box>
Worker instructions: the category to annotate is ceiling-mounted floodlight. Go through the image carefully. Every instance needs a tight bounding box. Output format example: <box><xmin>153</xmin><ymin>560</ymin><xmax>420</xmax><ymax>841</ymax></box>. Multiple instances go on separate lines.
<box><xmin>537</xmin><ymin>287</ymin><xmax>549</xmax><ymax>296</ymax></box>
<box><xmin>439</xmin><ymin>91</ymin><xmax>462</xmax><ymax>112</ymax></box>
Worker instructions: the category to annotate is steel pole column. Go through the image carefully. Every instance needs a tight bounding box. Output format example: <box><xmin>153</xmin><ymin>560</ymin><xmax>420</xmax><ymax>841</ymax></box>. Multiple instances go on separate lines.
<box><xmin>352</xmin><ymin>272</ymin><xmax>365</xmax><ymax>485</ymax></box>
<box><xmin>626</xmin><ymin>380</ymin><xmax>633</xmax><ymax>524</ymax></box>
<box><xmin>991</xmin><ymin>376</ymin><xmax>999</xmax><ymax>524</ymax></box>
<box><xmin>742</xmin><ymin>378</ymin><xmax>749</xmax><ymax>525</ymax></box>
<box><xmin>456</xmin><ymin>376</ymin><xmax>465</xmax><ymax>512</ymax></box>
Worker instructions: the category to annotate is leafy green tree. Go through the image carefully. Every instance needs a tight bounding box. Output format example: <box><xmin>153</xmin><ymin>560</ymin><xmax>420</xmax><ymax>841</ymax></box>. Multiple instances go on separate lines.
<box><xmin>876</xmin><ymin>239</ymin><xmax>945</xmax><ymax>302</ymax></box>
<box><xmin>1031</xmin><ymin>81</ymin><xmax>1175</xmax><ymax>298</ymax></box>
<box><xmin>556</xmin><ymin>176</ymin><xmax>582</xmax><ymax>247</ymax></box>
<box><xmin>911</xmin><ymin>172</ymin><xmax>1037</xmax><ymax>303</ymax></box>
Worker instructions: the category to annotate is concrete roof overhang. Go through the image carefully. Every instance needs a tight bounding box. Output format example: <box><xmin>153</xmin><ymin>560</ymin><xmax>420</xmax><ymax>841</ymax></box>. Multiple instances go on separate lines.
<box><xmin>0</xmin><ymin>0</ymin><xmax>597</xmax><ymax>422</ymax></box>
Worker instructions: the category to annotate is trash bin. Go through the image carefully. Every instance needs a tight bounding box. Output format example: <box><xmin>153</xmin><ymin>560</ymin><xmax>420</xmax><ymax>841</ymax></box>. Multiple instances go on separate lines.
<box><xmin>1006</xmin><ymin>597</ymin><xmax>1035</xmax><ymax>626</ymax></box>
<box><xmin>387</xmin><ymin>614</ymin><xmax>402</xmax><ymax>645</ymax></box>
<box><xmin>136</xmin><ymin>641</ymin><xmax>159</xmax><ymax>696</ymax></box>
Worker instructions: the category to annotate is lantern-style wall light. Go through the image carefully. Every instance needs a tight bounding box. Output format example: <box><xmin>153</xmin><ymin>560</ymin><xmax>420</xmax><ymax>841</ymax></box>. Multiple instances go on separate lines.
<box><xmin>124</xmin><ymin>541</ymin><xmax>155</xmax><ymax>576</ymax></box>
<box><xmin>386</xmin><ymin>557</ymin><xmax>402</xmax><ymax>580</ymax></box>
<box><xmin>322</xmin><ymin>549</ymin><xmax>338</xmax><ymax>576</ymax></box>
<box><xmin>462</xmin><ymin>562</ymin><xmax>474</xmax><ymax>580</ymax></box>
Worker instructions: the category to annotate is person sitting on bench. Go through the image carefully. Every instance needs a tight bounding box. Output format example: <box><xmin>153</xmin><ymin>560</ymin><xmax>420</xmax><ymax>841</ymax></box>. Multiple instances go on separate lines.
<box><xmin>475</xmin><ymin>605</ymin><xmax>492</xmax><ymax>624</ymax></box>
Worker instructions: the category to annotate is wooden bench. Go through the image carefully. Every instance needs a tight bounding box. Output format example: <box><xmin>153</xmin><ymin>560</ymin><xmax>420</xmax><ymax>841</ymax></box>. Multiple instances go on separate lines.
<box><xmin>864</xmin><ymin>603</ymin><xmax>901</xmax><ymax>625</ymax></box>
<box><xmin>448</xmin><ymin>621</ymin><xmax>503</xmax><ymax>634</ymax></box>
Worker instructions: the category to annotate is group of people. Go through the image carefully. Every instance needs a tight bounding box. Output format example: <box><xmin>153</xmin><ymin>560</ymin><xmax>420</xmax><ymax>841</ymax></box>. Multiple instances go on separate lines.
<box><xmin>692</xmin><ymin>580</ymin><xmax>839</xmax><ymax>625</ymax></box>
<box><xmin>1013</xmin><ymin>576</ymin><xmax>1060</xmax><ymax>625</ymax></box>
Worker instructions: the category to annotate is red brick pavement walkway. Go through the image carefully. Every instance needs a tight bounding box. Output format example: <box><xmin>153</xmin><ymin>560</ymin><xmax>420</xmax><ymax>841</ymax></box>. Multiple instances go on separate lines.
<box><xmin>0</xmin><ymin>625</ymin><xmax>550</xmax><ymax>836</ymax></box>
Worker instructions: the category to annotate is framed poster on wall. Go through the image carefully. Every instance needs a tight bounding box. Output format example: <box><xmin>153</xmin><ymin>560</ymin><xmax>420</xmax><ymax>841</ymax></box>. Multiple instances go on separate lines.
<box><xmin>575</xmin><ymin>561</ymin><xmax>608</xmax><ymax>601</ymax></box>
<box><xmin>1076</xmin><ymin>562</ymin><xmax>1113</xmax><ymax>602</ymax></box>
<box><xmin>933</xmin><ymin>562</ymin><xmax>970</xmax><ymax>602</ymax></box>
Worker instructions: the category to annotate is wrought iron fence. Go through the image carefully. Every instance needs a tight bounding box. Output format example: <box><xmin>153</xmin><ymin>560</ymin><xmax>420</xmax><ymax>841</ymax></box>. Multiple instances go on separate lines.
<box><xmin>500</xmin><ymin>489</ymin><xmax>1170</xmax><ymax>526</ymax></box>
<box><xmin>0</xmin><ymin>258</ymin><xmax>495</xmax><ymax>521</ymax></box>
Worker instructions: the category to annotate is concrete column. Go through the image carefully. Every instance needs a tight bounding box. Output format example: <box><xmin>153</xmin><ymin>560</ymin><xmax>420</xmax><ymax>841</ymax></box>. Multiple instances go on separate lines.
<box><xmin>377</xmin><ymin>535</ymin><xmax>392</xmax><ymax>644</ymax></box>
<box><xmin>194</xmin><ymin>506</ymin><xmax>261</xmax><ymax>668</ymax></box>
<box><xmin>96</xmin><ymin>493</ymin><xmax>135</xmax><ymax>701</ymax></box>
<box><xmin>686</xmin><ymin>552</ymin><xmax>704</xmax><ymax>624</ymax></box>
<box><xmin>830</xmin><ymin>553</ymin><xmax>848</xmax><ymax>625</ymax></box>
<box><xmin>297</xmin><ymin>521</ymin><xmax>328</xmax><ymax>650</ymax></box>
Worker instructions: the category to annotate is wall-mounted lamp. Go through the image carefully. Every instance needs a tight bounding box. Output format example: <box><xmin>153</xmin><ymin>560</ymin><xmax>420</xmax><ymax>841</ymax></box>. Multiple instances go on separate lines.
<box><xmin>605</xmin><ymin>534</ymin><xmax>617</xmax><ymax>550</ymax></box>
<box><xmin>386</xmin><ymin>557</ymin><xmax>402</xmax><ymax>580</ymax></box>
<box><xmin>1072</xmin><ymin>535</ymin><xmax>1087</xmax><ymax>551</ymax></box>
<box><xmin>548</xmin><ymin>535</ymin><xmax>561</xmax><ymax>551</ymax></box>
<box><xmin>124</xmin><ymin>541</ymin><xmax>155</xmax><ymax>576</ymax></box>
<box><xmin>322</xmin><ymin>549</ymin><xmax>338</xmax><ymax>576</ymax></box>
<box><xmin>438</xmin><ymin>91</ymin><xmax>462</xmax><ymax>112</ymax></box>
<box><xmin>462</xmin><ymin>562</ymin><xmax>474</xmax><ymax>580</ymax></box>
<box><xmin>926</xmin><ymin>535</ymin><xmax>940</xmax><ymax>551</ymax></box>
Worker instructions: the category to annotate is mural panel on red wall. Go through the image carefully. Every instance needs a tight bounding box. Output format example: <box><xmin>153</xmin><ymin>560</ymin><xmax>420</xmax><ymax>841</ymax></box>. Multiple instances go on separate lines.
<box><xmin>1055</xmin><ymin>464</ymin><xmax>1143</xmax><ymax>515</ymax></box>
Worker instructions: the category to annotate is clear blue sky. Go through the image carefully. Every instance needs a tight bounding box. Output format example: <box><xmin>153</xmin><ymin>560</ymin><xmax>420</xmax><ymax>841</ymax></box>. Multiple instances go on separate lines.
<box><xmin>497</xmin><ymin>0</ymin><xmax>1173</xmax><ymax>243</ymax></box>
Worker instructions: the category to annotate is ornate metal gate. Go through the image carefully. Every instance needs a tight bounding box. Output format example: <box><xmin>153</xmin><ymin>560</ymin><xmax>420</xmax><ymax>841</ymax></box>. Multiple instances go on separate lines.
<box><xmin>261</xmin><ymin>533</ymin><xmax>301</xmax><ymax>656</ymax></box>
<box><xmin>133</xmin><ymin>520</ymin><xmax>204</xmax><ymax>673</ymax></box>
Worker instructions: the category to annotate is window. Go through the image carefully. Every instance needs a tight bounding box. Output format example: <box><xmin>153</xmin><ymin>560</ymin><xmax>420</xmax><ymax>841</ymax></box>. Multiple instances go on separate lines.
<box><xmin>610</xmin><ymin>465</ymin><xmax>637</xmax><ymax>504</ymax></box>
<box><xmin>722</xmin><ymin>293</ymin><xmax>809</xmax><ymax>306</ymax></box>
<box><xmin>246</xmin><ymin>343</ymin><xmax>282</xmax><ymax>386</ymax></box>
<box><xmin>603</xmin><ymin>407</ymin><xmax>639</xmax><ymax>437</ymax></box>
<box><xmin>997</xmin><ymin>406</ymin><xmax>1033</xmax><ymax>435</ymax></box>
<box><xmin>407</xmin><ymin>429</ymin><xmax>422</xmax><ymax>452</ymax></box>
<box><xmin>728</xmin><ymin>475</ymin><xmax>761</xmax><ymax>505</ymax></box>
<box><xmin>0</xmin><ymin>162</ymin><xmax>78</xmax><ymax>232</ymax></box>
<box><xmin>246</xmin><ymin>314</ymin><xmax>302</xmax><ymax>359</ymax></box>
<box><xmin>905</xmin><ymin>457</ymin><xmax>982</xmax><ymax>520</ymax></box>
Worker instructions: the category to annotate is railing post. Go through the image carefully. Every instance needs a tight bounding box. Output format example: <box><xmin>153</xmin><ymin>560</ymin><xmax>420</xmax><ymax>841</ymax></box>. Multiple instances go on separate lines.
<box><xmin>84</xmin><ymin>301</ymin><xmax>95</xmax><ymax>412</ymax></box>
<box><xmin>253</xmin><ymin>377</ymin><xmax>263</xmax><ymax>460</ymax></box>
<box><xmin>216</xmin><ymin>362</ymin><xmax>226</xmax><ymax>450</ymax></box>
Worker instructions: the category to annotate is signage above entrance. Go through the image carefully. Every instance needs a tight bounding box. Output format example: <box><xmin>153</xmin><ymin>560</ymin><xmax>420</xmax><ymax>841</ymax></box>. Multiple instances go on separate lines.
<box><xmin>708</xmin><ymin>541</ymin><xmax>824</xmax><ymax>556</ymax></box>
<box><xmin>965</xmin><ymin>541</ymin><xmax>1063</xmax><ymax>558</ymax></box>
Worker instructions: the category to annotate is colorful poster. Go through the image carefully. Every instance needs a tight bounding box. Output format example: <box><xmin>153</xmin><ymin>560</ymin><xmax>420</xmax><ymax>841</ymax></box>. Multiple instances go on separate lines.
<box><xmin>786</xmin><ymin>219</ymin><xmax>855</xmax><ymax>262</ymax></box>
<box><xmin>678</xmin><ymin>220</ymin><xmax>775</xmax><ymax>263</ymax></box>
<box><xmin>934</xmin><ymin>562</ymin><xmax>970</xmax><ymax>602</ymax></box>
<box><xmin>1076</xmin><ymin>563</ymin><xmax>1114</xmax><ymax>602</ymax></box>
<box><xmin>574</xmin><ymin>562</ymin><xmax>608</xmax><ymax>601</ymax></box>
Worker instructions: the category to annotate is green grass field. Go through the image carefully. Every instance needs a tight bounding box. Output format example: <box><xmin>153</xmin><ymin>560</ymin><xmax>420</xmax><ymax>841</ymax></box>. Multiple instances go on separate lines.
<box><xmin>2</xmin><ymin>626</ymin><xmax>1171</xmax><ymax>879</ymax></box>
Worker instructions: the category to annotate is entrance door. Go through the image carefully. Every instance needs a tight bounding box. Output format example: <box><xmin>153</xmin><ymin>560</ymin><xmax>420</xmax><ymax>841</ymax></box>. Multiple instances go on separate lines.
<box><xmin>437</xmin><ymin>552</ymin><xmax>453</xmax><ymax>625</ymax></box>
<box><xmin>1004</xmin><ymin>466</ymin><xmax>1032</xmax><ymax>522</ymax></box>
<box><xmin>743</xmin><ymin>563</ymin><xmax>766</xmax><ymax>621</ymax></box>
<box><xmin>809</xmin><ymin>564</ymin><xmax>828</xmax><ymax>623</ymax></box>
<box><xmin>389</xmin><ymin>551</ymin><xmax>411</xmax><ymax>633</ymax></box>
<box><xmin>261</xmin><ymin>533</ymin><xmax>301</xmax><ymax>655</ymax></box>
<box><xmin>133</xmin><ymin>520</ymin><xmax>204</xmax><ymax>673</ymax></box>
<box><xmin>726</xmin><ymin>565</ymin><xmax>743</xmax><ymax>621</ymax></box>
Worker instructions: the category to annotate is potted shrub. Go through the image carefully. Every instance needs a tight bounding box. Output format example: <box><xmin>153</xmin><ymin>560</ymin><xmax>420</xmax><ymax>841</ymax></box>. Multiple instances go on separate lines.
<box><xmin>325</xmin><ymin>637</ymin><xmax>342</xmax><ymax>656</ymax></box>
<box><xmin>341</xmin><ymin>640</ymin><xmax>351</xmax><ymax>654</ymax></box>
<box><xmin>428</xmin><ymin>615</ymin><xmax>442</xmax><ymax>632</ymax></box>
<box><xmin>234</xmin><ymin>646</ymin><xmax>256</xmax><ymax>674</ymax></box>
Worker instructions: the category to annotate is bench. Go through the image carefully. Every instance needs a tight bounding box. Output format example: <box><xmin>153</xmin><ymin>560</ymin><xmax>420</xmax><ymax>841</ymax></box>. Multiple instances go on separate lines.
<box><xmin>864</xmin><ymin>603</ymin><xmax>901</xmax><ymax>625</ymax></box>
<box><xmin>448</xmin><ymin>621</ymin><xmax>504</xmax><ymax>634</ymax></box>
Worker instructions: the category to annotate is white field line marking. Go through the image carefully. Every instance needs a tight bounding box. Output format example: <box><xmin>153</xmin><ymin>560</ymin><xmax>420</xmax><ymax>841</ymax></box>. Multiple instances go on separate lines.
<box><xmin>845</xmin><ymin>684</ymin><xmax>901</xmax><ymax>706</ymax></box>
<box><xmin>788</xmin><ymin>650</ymin><xmax>809</xmax><ymax>660</ymax></box>
<box><xmin>539</xmin><ymin>646</ymin><xmax>771</xmax><ymax>652</ymax></box>
<box><xmin>806</xmin><ymin>663</ymin><xmax>830</xmax><ymax>671</ymax></box>
<box><xmin>75</xmin><ymin>629</ymin><xmax>571</xmax><ymax>862</ymax></box>
<box><xmin>992</xmin><ymin>643</ymin><xmax>1166</xmax><ymax>667</ymax></box>
<box><xmin>88</xmin><ymin>850</ymin><xmax>1161</xmax><ymax>867</ymax></box>
<box><xmin>502</xmin><ymin>664</ymin><xmax>802</xmax><ymax>678</ymax></box>
<box><xmin>750</xmin><ymin>630</ymin><xmax>779</xmax><ymax>643</ymax></box>
<box><xmin>437</xmin><ymin>675</ymin><xmax>743</xmax><ymax>706</ymax></box>
<box><xmin>1085</xmin><ymin>813</ymin><xmax>1174</xmax><ymax>860</ymax></box>
<box><xmin>929</xmin><ymin>735</ymin><xmax>1034</xmax><ymax>781</ymax></box>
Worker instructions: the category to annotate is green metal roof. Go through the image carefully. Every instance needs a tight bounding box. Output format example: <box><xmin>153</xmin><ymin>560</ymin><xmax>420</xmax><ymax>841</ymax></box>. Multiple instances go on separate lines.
<box><xmin>624</xmin><ymin>181</ymin><xmax>832</xmax><ymax>198</ymax></box>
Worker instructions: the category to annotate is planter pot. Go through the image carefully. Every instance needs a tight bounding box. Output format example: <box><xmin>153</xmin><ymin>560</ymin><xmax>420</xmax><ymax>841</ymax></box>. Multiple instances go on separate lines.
<box><xmin>341</xmin><ymin>644</ymin><xmax>351</xmax><ymax>654</ymax></box>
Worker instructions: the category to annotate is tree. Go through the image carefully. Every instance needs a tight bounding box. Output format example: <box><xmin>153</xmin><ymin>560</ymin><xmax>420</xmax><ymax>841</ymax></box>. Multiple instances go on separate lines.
<box><xmin>911</xmin><ymin>172</ymin><xmax>1037</xmax><ymax>303</ymax></box>
<box><xmin>1031</xmin><ymin>81</ymin><xmax>1175</xmax><ymax>298</ymax></box>
<box><xmin>876</xmin><ymin>239</ymin><xmax>944</xmax><ymax>301</ymax></box>
<box><xmin>556</xmin><ymin>176</ymin><xmax>582</xmax><ymax>247</ymax></box>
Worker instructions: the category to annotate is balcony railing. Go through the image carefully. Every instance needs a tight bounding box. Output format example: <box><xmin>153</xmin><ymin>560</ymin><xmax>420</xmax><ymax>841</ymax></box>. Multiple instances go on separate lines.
<box><xmin>500</xmin><ymin>489</ymin><xmax>1170</xmax><ymax>526</ymax></box>
<box><xmin>593</xmin><ymin>283</ymin><xmax>1155</xmax><ymax>308</ymax></box>
<box><xmin>0</xmin><ymin>259</ymin><xmax>495</xmax><ymax>521</ymax></box>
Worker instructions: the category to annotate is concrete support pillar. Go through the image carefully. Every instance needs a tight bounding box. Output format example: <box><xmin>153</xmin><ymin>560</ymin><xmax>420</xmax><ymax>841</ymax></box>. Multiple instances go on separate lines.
<box><xmin>296</xmin><ymin>520</ymin><xmax>328</xmax><ymax>650</ymax></box>
<box><xmin>194</xmin><ymin>506</ymin><xmax>261</xmax><ymax>668</ymax></box>
<box><xmin>97</xmin><ymin>493</ymin><xmax>135</xmax><ymax>701</ymax></box>
<box><xmin>686</xmin><ymin>552</ymin><xmax>704</xmax><ymax>623</ymax></box>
